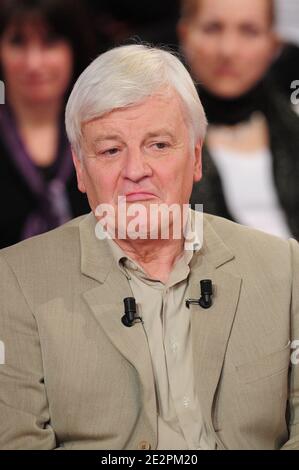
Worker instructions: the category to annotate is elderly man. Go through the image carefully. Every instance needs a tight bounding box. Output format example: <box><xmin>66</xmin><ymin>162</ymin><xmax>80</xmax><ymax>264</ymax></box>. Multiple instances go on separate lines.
<box><xmin>0</xmin><ymin>45</ymin><xmax>298</xmax><ymax>450</ymax></box>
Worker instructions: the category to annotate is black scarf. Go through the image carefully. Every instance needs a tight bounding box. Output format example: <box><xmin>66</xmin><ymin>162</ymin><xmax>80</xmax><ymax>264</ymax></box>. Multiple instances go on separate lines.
<box><xmin>197</xmin><ymin>80</ymin><xmax>271</xmax><ymax>126</ymax></box>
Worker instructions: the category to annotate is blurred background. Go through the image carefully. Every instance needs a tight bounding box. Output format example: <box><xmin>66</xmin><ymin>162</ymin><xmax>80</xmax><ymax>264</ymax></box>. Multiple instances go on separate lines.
<box><xmin>0</xmin><ymin>0</ymin><xmax>299</xmax><ymax>248</ymax></box>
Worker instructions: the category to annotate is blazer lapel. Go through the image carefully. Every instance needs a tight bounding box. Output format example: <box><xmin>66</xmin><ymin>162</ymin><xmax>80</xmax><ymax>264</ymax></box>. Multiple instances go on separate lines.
<box><xmin>79</xmin><ymin>213</ymin><xmax>157</xmax><ymax>435</ymax></box>
<box><xmin>189</xmin><ymin>217</ymin><xmax>242</xmax><ymax>446</ymax></box>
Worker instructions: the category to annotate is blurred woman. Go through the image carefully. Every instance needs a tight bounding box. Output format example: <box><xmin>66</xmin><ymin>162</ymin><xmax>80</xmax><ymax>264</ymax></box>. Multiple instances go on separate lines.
<box><xmin>0</xmin><ymin>0</ymin><xmax>96</xmax><ymax>248</ymax></box>
<box><xmin>179</xmin><ymin>0</ymin><xmax>299</xmax><ymax>239</ymax></box>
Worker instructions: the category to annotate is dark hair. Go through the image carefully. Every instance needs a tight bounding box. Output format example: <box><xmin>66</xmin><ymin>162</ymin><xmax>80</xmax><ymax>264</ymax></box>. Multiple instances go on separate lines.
<box><xmin>0</xmin><ymin>0</ymin><xmax>97</xmax><ymax>87</ymax></box>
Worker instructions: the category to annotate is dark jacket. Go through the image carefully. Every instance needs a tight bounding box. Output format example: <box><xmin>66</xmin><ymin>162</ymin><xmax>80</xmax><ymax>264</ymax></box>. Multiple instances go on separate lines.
<box><xmin>0</xmin><ymin>126</ymin><xmax>89</xmax><ymax>249</ymax></box>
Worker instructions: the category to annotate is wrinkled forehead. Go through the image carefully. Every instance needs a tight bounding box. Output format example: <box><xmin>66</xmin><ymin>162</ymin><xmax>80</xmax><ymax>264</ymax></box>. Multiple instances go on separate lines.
<box><xmin>81</xmin><ymin>91</ymin><xmax>190</xmax><ymax>145</ymax></box>
<box><xmin>82</xmin><ymin>90</ymin><xmax>190</xmax><ymax>138</ymax></box>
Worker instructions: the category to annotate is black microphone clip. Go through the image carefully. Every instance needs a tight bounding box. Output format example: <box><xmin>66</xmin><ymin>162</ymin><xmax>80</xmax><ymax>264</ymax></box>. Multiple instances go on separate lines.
<box><xmin>121</xmin><ymin>297</ymin><xmax>142</xmax><ymax>327</ymax></box>
<box><xmin>186</xmin><ymin>279</ymin><xmax>213</xmax><ymax>309</ymax></box>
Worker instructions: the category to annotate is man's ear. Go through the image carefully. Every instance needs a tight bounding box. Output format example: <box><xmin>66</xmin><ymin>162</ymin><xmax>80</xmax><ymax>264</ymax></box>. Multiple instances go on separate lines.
<box><xmin>193</xmin><ymin>139</ymin><xmax>202</xmax><ymax>183</ymax></box>
<box><xmin>72</xmin><ymin>149</ymin><xmax>86</xmax><ymax>194</ymax></box>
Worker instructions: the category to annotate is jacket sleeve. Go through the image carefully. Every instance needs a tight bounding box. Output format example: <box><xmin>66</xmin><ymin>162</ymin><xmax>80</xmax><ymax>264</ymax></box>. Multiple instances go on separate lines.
<box><xmin>281</xmin><ymin>238</ymin><xmax>299</xmax><ymax>450</ymax></box>
<box><xmin>0</xmin><ymin>253</ymin><xmax>57</xmax><ymax>449</ymax></box>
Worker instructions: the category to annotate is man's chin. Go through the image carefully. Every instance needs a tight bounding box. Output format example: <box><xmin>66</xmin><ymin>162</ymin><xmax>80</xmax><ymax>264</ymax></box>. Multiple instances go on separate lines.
<box><xmin>94</xmin><ymin>199</ymin><xmax>188</xmax><ymax>242</ymax></box>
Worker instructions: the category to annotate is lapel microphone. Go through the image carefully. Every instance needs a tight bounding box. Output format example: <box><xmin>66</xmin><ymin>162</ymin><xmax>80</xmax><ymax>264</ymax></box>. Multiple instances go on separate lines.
<box><xmin>186</xmin><ymin>279</ymin><xmax>213</xmax><ymax>309</ymax></box>
<box><xmin>121</xmin><ymin>297</ymin><xmax>142</xmax><ymax>327</ymax></box>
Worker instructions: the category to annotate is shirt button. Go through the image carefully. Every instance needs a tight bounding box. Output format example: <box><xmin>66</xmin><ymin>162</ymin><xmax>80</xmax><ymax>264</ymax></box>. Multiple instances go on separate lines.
<box><xmin>183</xmin><ymin>396</ymin><xmax>190</xmax><ymax>408</ymax></box>
<box><xmin>138</xmin><ymin>440</ymin><xmax>152</xmax><ymax>450</ymax></box>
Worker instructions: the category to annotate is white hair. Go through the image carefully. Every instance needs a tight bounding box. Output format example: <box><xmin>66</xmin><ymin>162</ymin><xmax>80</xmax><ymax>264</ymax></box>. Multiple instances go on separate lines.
<box><xmin>65</xmin><ymin>44</ymin><xmax>207</xmax><ymax>157</ymax></box>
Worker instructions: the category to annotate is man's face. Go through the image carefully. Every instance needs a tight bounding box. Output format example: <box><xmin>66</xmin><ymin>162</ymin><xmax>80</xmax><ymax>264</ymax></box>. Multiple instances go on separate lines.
<box><xmin>73</xmin><ymin>90</ymin><xmax>202</xmax><ymax>236</ymax></box>
<box><xmin>179</xmin><ymin>0</ymin><xmax>278</xmax><ymax>98</ymax></box>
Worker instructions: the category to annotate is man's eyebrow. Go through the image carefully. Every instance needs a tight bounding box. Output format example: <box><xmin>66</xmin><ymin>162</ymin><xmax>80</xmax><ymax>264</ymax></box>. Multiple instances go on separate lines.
<box><xmin>92</xmin><ymin>134</ymin><xmax>123</xmax><ymax>144</ymax></box>
<box><xmin>91</xmin><ymin>130</ymin><xmax>176</xmax><ymax>144</ymax></box>
<box><xmin>145</xmin><ymin>130</ymin><xmax>175</xmax><ymax>139</ymax></box>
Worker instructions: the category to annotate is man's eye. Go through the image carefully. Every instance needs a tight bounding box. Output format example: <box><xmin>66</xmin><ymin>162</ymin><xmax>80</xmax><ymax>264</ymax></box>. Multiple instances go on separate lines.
<box><xmin>153</xmin><ymin>142</ymin><xmax>170</xmax><ymax>150</ymax></box>
<box><xmin>101</xmin><ymin>148</ymin><xmax>119</xmax><ymax>156</ymax></box>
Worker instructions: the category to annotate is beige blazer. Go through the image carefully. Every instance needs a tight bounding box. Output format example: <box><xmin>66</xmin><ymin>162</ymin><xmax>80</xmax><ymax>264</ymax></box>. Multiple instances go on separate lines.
<box><xmin>0</xmin><ymin>212</ymin><xmax>298</xmax><ymax>450</ymax></box>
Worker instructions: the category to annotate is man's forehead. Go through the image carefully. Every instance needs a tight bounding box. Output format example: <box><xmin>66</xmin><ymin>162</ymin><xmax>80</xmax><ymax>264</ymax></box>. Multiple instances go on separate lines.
<box><xmin>82</xmin><ymin>92</ymin><xmax>187</xmax><ymax>140</ymax></box>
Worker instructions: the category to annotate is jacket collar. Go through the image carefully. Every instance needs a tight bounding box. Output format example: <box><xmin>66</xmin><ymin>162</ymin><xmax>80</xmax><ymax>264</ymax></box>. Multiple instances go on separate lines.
<box><xmin>79</xmin><ymin>211</ymin><xmax>235</xmax><ymax>284</ymax></box>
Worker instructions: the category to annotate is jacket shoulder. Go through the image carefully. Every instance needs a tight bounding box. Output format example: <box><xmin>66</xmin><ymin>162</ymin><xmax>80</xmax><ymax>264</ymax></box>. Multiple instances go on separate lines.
<box><xmin>203</xmin><ymin>213</ymin><xmax>295</xmax><ymax>262</ymax></box>
<box><xmin>0</xmin><ymin>214</ymin><xmax>88</xmax><ymax>271</ymax></box>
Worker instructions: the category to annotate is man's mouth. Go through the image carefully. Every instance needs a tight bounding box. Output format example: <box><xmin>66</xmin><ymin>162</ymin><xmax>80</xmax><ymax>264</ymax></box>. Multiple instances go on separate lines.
<box><xmin>124</xmin><ymin>192</ymin><xmax>158</xmax><ymax>202</ymax></box>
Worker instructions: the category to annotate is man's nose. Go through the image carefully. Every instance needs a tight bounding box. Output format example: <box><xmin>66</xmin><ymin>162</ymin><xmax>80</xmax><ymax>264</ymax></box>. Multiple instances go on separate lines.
<box><xmin>121</xmin><ymin>146</ymin><xmax>152</xmax><ymax>182</ymax></box>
